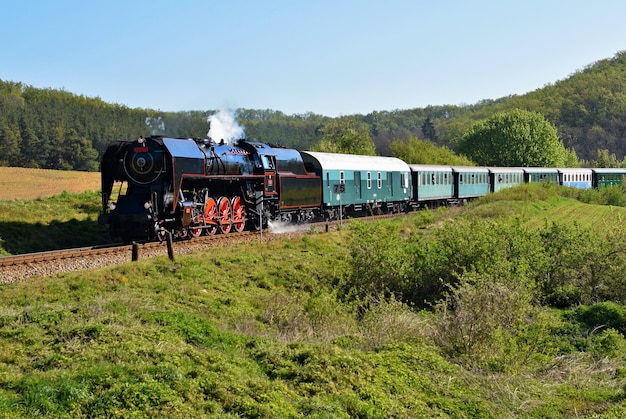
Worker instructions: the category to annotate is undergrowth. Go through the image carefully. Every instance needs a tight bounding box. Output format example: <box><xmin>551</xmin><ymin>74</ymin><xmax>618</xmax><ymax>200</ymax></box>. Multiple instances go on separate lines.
<box><xmin>1</xmin><ymin>184</ymin><xmax>626</xmax><ymax>416</ymax></box>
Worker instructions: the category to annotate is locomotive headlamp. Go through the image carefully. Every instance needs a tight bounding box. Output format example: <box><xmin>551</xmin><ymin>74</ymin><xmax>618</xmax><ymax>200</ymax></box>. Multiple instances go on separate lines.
<box><xmin>137</xmin><ymin>136</ymin><xmax>145</xmax><ymax>144</ymax></box>
<box><xmin>109</xmin><ymin>202</ymin><xmax>116</xmax><ymax>210</ymax></box>
<box><xmin>144</xmin><ymin>202</ymin><xmax>152</xmax><ymax>209</ymax></box>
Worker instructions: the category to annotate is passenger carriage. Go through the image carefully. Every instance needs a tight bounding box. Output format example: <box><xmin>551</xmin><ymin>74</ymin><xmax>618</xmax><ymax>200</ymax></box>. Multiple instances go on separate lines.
<box><xmin>488</xmin><ymin>167</ymin><xmax>524</xmax><ymax>193</ymax></box>
<box><xmin>558</xmin><ymin>168</ymin><xmax>592</xmax><ymax>189</ymax></box>
<box><xmin>407</xmin><ymin>164</ymin><xmax>454</xmax><ymax>207</ymax></box>
<box><xmin>591</xmin><ymin>168</ymin><xmax>626</xmax><ymax>188</ymax></box>
<box><xmin>301</xmin><ymin>151</ymin><xmax>411</xmax><ymax>218</ymax></box>
<box><xmin>452</xmin><ymin>166</ymin><xmax>490</xmax><ymax>200</ymax></box>
<box><xmin>522</xmin><ymin>167</ymin><xmax>559</xmax><ymax>184</ymax></box>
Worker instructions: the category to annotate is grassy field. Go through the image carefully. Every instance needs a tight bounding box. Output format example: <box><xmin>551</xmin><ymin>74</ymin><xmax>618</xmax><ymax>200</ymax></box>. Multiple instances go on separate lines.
<box><xmin>1</xmin><ymin>183</ymin><xmax>626</xmax><ymax>416</ymax></box>
<box><xmin>0</xmin><ymin>168</ymin><xmax>107</xmax><ymax>254</ymax></box>
<box><xmin>0</xmin><ymin>167</ymin><xmax>100</xmax><ymax>200</ymax></box>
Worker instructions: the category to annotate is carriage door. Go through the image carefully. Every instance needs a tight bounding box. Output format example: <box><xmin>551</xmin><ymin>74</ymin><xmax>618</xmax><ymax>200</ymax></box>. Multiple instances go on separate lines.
<box><xmin>262</xmin><ymin>155</ymin><xmax>277</xmax><ymax>195</ymax></box>
<box><xmin>354</xmin><ymin>172</ymin><xmax>361</xmax><ymax>199</ymax></box>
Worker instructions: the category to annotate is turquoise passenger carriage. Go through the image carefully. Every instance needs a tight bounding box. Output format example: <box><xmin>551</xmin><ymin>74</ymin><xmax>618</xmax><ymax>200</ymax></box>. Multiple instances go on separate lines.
<box><xmin>522</xmin><ymin>167</ymin><xmax>559</xmax><ymax>184</ymax></box>
<box><xmin>301</xmin><ymin>151</ymin><xmax>411</xmax><ymax>217</ymax></box>
<box><xmin>408</xmin><ymin>164</ymin><xmax>454</xmax><ymax>207</ymax></box>
<box><xmin>452</xmin><ymin>166</ymin><xmax>490</xmax><ymax>200</ymax></box>
<box><xmin>488</xmin><ymin>167</ymin><xmax>524</xmax><ymax>193</ymax></box>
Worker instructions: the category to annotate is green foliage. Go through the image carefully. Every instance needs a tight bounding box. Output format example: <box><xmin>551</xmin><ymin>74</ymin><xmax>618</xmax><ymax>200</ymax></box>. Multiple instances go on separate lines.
<box><xmin>344</xmin><ymin>220</ymin><xmax>411</xmax><ymax>300</ymax></box>
<box><xmin>4</xmin><ymin>51</ymin><xmax>626</xmax><ymax>170</ymax></box>
<box><xmin>592</xmin><ymin>149</ymin><xmax>623</xmax><ymax>168</ymax></box>
<box><xmin>432</xmin><ymin>272</ymin><xmax>556</xmax><ymax>372</ymax></box>
<box><xmin>0</xmin><ymin>190</ymin><xmax>110</xmax><ymax>254</ymax></box>
<box><xmin>2</xmin><ymin>194</ymin><xmax>626</xmax><ymax>415</ymax></box>
<box><xmin>390</xmin><ymin>136</ymin><xmax>475</xmax><ymax>165</ymax></box>
<box><xmin>311</xmin><ymin>116</ymin><xmax>377</xmax><ymax>155</ymax></box>
<box><xmin>575</xmin><ymin>302</ymin><xmax>626</xmax><ymax>336</ymax></box>
<box><xmin>457</xmin><ymin>109</ymin><xmax>570</xmax><ymax>166</ymax></box>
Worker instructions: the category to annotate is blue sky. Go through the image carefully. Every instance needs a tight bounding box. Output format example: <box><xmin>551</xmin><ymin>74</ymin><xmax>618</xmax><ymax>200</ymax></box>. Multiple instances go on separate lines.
<box><xmin>1</xmin><ymin>0</ymin><xmax>625</xmax><ymax>117</ymax></box>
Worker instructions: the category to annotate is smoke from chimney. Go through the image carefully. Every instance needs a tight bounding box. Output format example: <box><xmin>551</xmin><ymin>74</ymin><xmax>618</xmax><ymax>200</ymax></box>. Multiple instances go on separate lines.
<box><xmin>207</xmin><ymin>109</ymin><xmax>245</xmax><ymax>145</ymax></box>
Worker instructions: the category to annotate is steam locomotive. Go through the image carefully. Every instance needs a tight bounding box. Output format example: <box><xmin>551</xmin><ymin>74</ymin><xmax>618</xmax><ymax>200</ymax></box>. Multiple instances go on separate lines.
<box><xmin>99</xmin><ymin>135</ymin><xmax>626</xmax><ymax>243</ymax></box>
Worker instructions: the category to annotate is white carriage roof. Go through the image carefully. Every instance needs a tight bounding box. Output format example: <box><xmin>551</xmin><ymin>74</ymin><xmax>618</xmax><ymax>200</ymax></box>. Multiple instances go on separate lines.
<box><xmin>557</xmin><ymin>168</ymin><xmax>592</xmax><ymax>173</ymax></box>
<box><xmin>590</xmin><ymin>168</ymin><xmax>626</xmax><ymax>173</ymax></box>
<box><xmin>521</xmin><ymin>167</ymin><xmax>559</xmax><ymax>173</ymax></box>
<box><xmin>487</xmin><ymin>167</ymin><xmax>524</xmax><ymax>173</ymax></box>
<box><xmin>450</xmin><ymin>166</ymin><xmax>489</xmax><ymax>173</ymax></box>
<box><xmin>301</xmin><ymin>151</ymin><xmax>410</xmax><ymax>172</ymax></box>
<box><xmin>407</xmin><ymin>164</ymin><xmax>453</xmax><ymax>172</ymax></box>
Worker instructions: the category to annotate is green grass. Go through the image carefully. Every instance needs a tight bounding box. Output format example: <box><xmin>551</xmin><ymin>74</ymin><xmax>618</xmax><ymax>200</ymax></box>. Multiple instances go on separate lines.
<box><xmin>466</xmin><ymin>183</ymin><xmax>626</xmax><ymax>231</ymax></box>
<box><xmin>0</xmin><ymin>231</ymin><xmax>624</xmax><ymax>417</ymax></box>
<box><xmin>2</xmin><ymin>185</ymin><xmax>626</xmax><ymax>416</ymax></box>
<box><xmin>0</xmin><ymin>190</ymin><xmax>111</xmax><ymax>254</ymax></box>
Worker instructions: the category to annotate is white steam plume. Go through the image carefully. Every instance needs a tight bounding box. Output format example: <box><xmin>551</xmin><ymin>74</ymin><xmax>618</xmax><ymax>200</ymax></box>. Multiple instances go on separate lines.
<box><xmin>207</xmin><ymin>109</ymin><xmax>245</xmax><ymax>144</ymax></box>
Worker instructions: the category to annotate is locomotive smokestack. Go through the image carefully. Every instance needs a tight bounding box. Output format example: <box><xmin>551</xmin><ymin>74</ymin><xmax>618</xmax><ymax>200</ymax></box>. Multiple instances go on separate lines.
<box><xmin>207</xmin><ymin>109</ymin><xmax>245</xmax><ymax>145</ymax></box>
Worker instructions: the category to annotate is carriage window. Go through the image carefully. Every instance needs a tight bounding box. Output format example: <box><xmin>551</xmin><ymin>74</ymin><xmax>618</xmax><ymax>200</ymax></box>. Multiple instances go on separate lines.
<box><xmin>327</xmin><ymin>173</ymin><xmax>330</xmax><ymax>187</ymax></box>
<box><xmin>367</xmin><ymin>172</ymin><xmax>372</xmax><ymax>189</ymax></box>
<box><xmin>377</xmin><ymin>172</ymin><xmax>382</xmax><ymax>189</ymax></box>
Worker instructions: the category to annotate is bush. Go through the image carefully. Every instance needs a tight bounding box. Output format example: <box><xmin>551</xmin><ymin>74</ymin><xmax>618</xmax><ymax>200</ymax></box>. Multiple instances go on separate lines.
<box><xmin>574</xmin><ymin>302</ymin><xmax>626</xmax><ymax>336</ymax></box>
<box><xmin>432</xmin><ymin>271</ymin><xmax>555</xmax><ymax>372</ymax></box>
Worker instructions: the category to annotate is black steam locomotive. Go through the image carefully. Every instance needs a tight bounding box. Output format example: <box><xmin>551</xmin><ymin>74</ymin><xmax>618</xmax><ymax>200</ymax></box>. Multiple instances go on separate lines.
<box><xmin>99</xmin><ymin>136</ymin><xmax>321</xmax><ymax>242</ymax></box>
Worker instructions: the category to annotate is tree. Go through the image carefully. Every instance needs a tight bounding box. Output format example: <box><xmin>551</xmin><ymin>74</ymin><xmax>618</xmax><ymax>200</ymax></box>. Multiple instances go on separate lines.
<box><xmin>456</xmin><ymin>109</ymin><xmax>571</xmax><ymax>167</ymax></box>
<box><xmin>312</xmin><ymin>117</ymin><xmax>377</xmax><ymax>155</ymax></box>
<box><xmin>421</xmin><ymin>116</ymin><xmax>438</xmax><ymax>141</ymax></box>
<box><xmin>592</xmin><ymin>149</ymin><xmax>621</xmax><ymax>168</ymax></box>
<box><xmin>390</xmin><ymin>136</ymin><xmax>474</xmax><ymax>165</ymax></box>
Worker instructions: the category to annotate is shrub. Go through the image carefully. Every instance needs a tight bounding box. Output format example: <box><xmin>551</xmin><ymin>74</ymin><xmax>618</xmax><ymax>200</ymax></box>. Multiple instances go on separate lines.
<box><xmin>574</xmin><ymin>302</ymin><xmax>626</xmax><ymax>336</ymax></box>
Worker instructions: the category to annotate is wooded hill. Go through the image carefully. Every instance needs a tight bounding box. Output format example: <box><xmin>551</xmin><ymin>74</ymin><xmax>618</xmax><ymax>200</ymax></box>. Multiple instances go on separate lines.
<box><xmin>1</xmin><ymin>51</ymin><xmax>625</xmax><ymax>171</ymax></box>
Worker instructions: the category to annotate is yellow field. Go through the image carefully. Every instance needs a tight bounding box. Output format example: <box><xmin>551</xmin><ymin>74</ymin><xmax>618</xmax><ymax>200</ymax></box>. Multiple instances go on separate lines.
<box><xmin>0</xmin><ymin>167</ymin><xmax>101</xmax><ymax>200</ymax></box>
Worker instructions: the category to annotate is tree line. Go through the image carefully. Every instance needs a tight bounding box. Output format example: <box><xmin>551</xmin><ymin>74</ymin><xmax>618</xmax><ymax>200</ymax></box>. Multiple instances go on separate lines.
<box><xmin>1</xmin><ymin>51</ymin><xmax>625</xmax><ymax>171</ymax></box>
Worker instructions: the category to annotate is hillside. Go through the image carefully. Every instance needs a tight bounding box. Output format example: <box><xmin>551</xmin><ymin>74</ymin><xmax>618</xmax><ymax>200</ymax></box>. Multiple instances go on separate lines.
<box><xmin>2</xmin><ymin>185</ymin><xmax>626</xmax><ymax>416</ymax></box>
<box><xmin>2</xmin><ymin>51</ymin><xmax>626</xmax><ymax>169</ymax></box>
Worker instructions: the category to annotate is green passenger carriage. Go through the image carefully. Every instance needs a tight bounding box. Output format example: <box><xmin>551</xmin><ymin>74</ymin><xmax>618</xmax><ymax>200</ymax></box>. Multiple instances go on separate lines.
<box><xmin>591</xmin><ymin>168</ymin><xmax>626</xmax><ymax>188</ymax></box>
<box><xmin>301</xmin><ymin>151</ymin><xmax>412</xmax><ymax>217</ymax></box>
<box><xmin>452</xmin><ymin>166</ymin><xmax>490</xmax><ymax>200</ymax></box>
<box><xmin>488</xmin><ymin>167</ymin><xmax>524</xmax><ymax>193</ymax></box>
<box><xmin>522</xmin><ymin>167</ymin><xmax>559</xmax><ymax>184</ymax></box>
<box><xmin>408</xmin><ymin>164</ymin><xmax>454</xmax><ymax>206</ymax></box>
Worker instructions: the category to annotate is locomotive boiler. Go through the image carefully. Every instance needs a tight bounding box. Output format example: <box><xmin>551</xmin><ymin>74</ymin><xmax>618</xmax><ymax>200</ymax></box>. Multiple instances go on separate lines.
<box><xmin>98</xmin><ymin>136</ymin><xmax>322</xmax><ymax>242</ymax></box>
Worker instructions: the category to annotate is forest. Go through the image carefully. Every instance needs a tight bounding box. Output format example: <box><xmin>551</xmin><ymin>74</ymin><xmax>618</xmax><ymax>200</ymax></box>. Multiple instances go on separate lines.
<box><xmin>1</xmin><ymin>51</ymin><xmax>625</xmax><ymax>171</ymax></box>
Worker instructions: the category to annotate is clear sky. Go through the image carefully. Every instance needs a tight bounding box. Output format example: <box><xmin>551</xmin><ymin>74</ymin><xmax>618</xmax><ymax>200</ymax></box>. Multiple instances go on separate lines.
<box><xmin>1</xmin><ymin>0</ymin><xmax>625</xmax><ymax>117</ymax></box>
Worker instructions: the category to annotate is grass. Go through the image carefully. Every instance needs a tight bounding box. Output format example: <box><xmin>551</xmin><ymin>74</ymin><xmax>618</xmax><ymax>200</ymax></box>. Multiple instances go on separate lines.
<box><xmin>0</xmin><ymin>167</ymin><xmax>106</xmax><ymax>254</ymax></box>
<box><xmin>1</xmin><ymin>186</ymin><xmax>626</xmax><ymax>416</ymax></box>
<box><xmin>2</xmin><ymin>175</ymin><xmax>626</xmax><ymax>415</ymax></box>
<box><xmin>0</xmin><ymin>167</ymin><xmax>100</xmax><ymax>200</ymax></box>
<box><xmin>465</xmin><ymin>182</ymin><xmax>626</xmax><ymax>231</ymax></box>
<box><xmin>0</xmin><ymin>239</ymin><xmax>522</xmax><ymax>417</ymax></box>
<box><xmin>0</xmin><ymin>190</ymin><xmax>110</xmax><ymax>254</ymax></box>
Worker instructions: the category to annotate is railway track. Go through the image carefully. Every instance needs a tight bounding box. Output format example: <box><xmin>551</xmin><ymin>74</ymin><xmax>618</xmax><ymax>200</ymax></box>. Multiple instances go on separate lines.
<box><xmin>0</xmin><ymin>213</ymin><xmax>403</xmax><ymax>284</ymax></box>
<box><xmin>0</xmin><ymin>244</ymin><xmax>127</xmax><ymax>267</ymax></box>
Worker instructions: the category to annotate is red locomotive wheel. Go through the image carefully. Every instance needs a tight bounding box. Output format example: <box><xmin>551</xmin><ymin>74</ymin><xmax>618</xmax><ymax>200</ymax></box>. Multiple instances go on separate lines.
<box><xmin>203</xmin><ymin>198</ymin><xmax>218</xmax><ymax>235</ymax></box>
<box><xmin>217</xmin><ymin>196</ymin><xmax>232</xmax><ymax>234</ymax></box>
<box><xmin>189</xmin><ymin>222</ymin><xmax>203</xmax><ymax>238</ymax></box>
<box><xmin>231</xmin><ymin>196</ymin><xmax>246</xmax><ymax>233</ymax></box>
